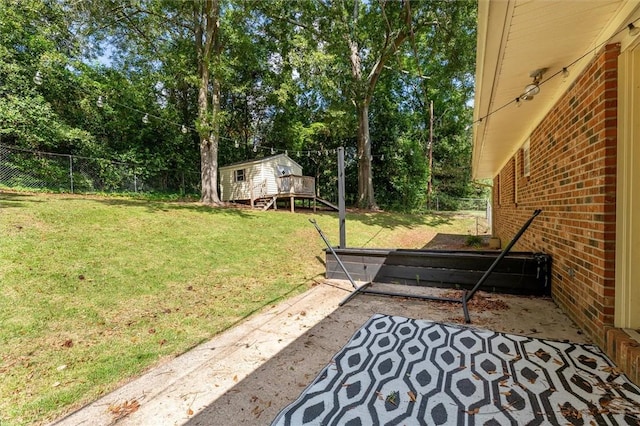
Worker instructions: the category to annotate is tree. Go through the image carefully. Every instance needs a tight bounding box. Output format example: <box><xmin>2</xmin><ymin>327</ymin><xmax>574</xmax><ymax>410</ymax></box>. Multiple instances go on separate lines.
<box><xmin>194</xmin><ymin>0</ymin><xmax>223</xmax><ymax>204</ymax></box>
<box><xmin>264</xmin><ymin>0</ymin><xmax>442</xmax><ymax>209</ymax></box>
<box><xmin>73</xmin><ymin>0</ymin><xmax>231</xmax><ymax>203</ymax></box>
<box><xmin>0</xmin><ymin>0</ymin><xmax>93</xmax><ymax>151</ymax></box>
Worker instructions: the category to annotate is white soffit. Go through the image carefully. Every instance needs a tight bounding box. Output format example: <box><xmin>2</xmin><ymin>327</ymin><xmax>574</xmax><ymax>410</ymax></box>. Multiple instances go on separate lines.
<box><xmin>473</xmin><ymin>0</ymin><xmax>639</xmax><ymax>179</ymax></box>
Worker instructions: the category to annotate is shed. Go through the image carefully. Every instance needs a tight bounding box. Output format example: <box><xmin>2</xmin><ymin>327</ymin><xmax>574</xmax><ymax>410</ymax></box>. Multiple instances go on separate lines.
<box><xmin>219</xmin><ymin>154</ymin><xmax>337</xmax><ymax>212</ymax></box>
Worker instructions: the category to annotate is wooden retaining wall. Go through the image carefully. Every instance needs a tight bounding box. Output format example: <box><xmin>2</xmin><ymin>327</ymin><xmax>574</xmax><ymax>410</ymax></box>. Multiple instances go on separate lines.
<box><xmin>325</xmin><ymin>248</ymin><xmax>551</xmax><ymax>296</ymax></box>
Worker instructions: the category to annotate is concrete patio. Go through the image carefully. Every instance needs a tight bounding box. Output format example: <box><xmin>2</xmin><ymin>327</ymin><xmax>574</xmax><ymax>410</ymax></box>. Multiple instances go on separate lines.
<box><xmin>51</xmin><ymin>279</ymin><xmax>589</xmax><ymax>426</ymax></box>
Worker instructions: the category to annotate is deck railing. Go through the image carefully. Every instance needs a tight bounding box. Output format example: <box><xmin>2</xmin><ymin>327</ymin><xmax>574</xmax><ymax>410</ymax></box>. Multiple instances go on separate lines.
<box><xmin>277</xmin><ymin>175</ymin><xmax>315</xmax><ymax>196</ymax></box>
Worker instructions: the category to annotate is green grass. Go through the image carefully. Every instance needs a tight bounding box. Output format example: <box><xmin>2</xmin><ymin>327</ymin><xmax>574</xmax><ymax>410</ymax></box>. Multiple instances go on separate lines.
<box><xmin>0</xmin><ymin>192</ymin><xmax>480</xmax><ymax>425</ymax></box>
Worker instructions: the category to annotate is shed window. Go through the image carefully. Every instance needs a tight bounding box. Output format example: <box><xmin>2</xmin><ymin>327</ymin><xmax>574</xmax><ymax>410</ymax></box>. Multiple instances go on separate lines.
<box><xmin>277</xmin><ymin>165</ymin><xmax>292</xmax><ymax>176</ymax></box>
<box><xmin>234</xmin><ymin>169</ymin><xmax>245</xmax><ymax>182</ymax></box>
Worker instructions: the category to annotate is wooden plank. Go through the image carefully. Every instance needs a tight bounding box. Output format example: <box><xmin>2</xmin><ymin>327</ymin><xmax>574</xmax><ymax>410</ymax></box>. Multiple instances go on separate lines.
<box><xmin>324</xmin><ymin>248</ymin><xmax>551</xmax><ymax>296</ymax></box>
<box><xmin>327</xmin><ymin>251</ymin><xmax>542</xmax><ymax>274</ymax></box>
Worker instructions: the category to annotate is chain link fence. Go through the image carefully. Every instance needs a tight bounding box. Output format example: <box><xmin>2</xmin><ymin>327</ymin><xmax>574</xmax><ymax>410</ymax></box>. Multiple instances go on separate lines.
<box><xmin>0</xmin><ymin>144</ymin><xmax>200</xmax><ymax>195</ymax></box>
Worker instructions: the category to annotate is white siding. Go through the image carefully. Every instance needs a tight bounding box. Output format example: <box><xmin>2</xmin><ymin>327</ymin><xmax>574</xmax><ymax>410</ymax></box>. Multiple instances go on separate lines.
<box><xmin>218</xmin><ymin>154</ymin><xmax>303</xmax><ymax>202</ymax></box>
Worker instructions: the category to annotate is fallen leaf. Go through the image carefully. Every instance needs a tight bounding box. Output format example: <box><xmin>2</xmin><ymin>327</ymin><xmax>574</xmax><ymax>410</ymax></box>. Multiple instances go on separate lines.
<box><xmin>407</xmin><ymin>391</ymin><xmax>417</xmax><ymax>402</ymax></box>
<box><xmin>233</xmin><ymin>374</ymin><xmax>238</xmax><ymax>382</ymax></box>
<box><xmin>187</xmin><ymin>408</ymin><xmax>194</xmax><ymax>416</ymax></box>
<box><xmin>600</xmin><ymin>366</ymin><xmax>621</xmax><ymax>375</ymax></box>
<box><xmin>535</xmin><ymin>349</ymin><xmax>549</xmax><ymax>358</ymax></box>
<box><xmin>385</xmin><ymin>391</ymin><xmax>399</xmax><ymax>406</ymax></box>
<box><xmin>108</xmin><ymin>399</ymin><xmax>140</xmax><ymax>420</ymax></box>
<box><xmin>464</xmin><ymin>408</ymin><xmax>479</xmax><ymax>415</ymax></box>
<box><xmin>57</xmin><ymin>365</ymin><xmax>67</xmax><ymax>371</ymax></box>
<box><xmin>52</xmin><ymin>381</ymin><xmax>61</xmax><ymax>387</ymax></box>
<box><xmin>62</xmin><ymin>339</ymin><xmax>73</xmax><ymax>348</ymax></box>
<box><xmin>148</xmin><ymin>328</ymin><xmax>156</xmax><ymax>334</ymax></box>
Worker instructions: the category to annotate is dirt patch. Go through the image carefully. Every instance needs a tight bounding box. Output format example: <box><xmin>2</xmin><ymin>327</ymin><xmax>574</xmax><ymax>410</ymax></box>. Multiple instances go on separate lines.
<box><xmin>423</xmin><ymin>233</ymin><xmax>491</xmax><ymax>250</ymax></box>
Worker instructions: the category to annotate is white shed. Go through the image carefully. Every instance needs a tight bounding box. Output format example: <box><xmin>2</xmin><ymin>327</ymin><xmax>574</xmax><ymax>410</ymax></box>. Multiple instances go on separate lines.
<box><xmin>219</xmin><ymin>154</ymin><xmax>304</xmax><ymax>202</ymax></box>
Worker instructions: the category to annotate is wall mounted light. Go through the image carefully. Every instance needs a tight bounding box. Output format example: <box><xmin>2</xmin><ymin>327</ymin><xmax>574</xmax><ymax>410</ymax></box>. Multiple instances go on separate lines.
<box><xmin>628</xmin><ymin>22</ymin><xmax>640</xmax><ymax>36</ymax></box>
<box><xmin>521</xmin><ymin>68</ymin><xmax>546</xmax><ymax>101</ymax></box>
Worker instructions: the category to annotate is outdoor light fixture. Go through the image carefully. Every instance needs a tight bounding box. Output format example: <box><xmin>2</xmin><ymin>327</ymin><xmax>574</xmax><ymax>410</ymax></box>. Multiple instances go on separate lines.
<box><xmin>97</xmin><ymin>96</ymin><xmax>104</xmax><ymax>108</ymax></box>
<box><xmin>181</xmin><ymin>125</ymin><xmax>188</xmax><ymax>134</ymax></box>
<box><xmin>33</xmin><ymin>71</ymin><xmax>43</xmax><ymax>85</ymax></box>
<box><xmin>142</xmin><ymin>113</ymin><xmax>149</xmax><ymax>124</ymax></box>
<box><xmin>271</xmin><ymin>147</ymin><xmax>275</xmax><ymax>154</ymax></box>
<box><xmin>520</xmin><ymin>68</ymin><xmax>546</xmax><ymax>101</ymax></box>
<box><xmin>628</xmin><ymin>22</ymin><xmax>640</xmax><ymax>36</ymax></box>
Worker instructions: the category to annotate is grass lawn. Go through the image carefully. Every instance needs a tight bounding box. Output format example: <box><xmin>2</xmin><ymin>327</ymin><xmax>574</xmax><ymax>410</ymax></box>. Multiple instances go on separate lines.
<box><xmin>0</xmin><ymin>191</ymin><xmax>484</xmax><ymax>425</ymax></box>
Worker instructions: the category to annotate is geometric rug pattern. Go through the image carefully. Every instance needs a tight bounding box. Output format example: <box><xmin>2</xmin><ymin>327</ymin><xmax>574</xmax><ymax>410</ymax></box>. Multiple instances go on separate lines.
<box><xmin>272</xmin><ymin>314</ymin><xmax>640</xmax><ymax>426</ymax></box>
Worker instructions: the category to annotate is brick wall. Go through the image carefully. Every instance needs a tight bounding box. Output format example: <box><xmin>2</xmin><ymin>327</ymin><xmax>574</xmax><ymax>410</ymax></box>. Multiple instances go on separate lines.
<box><xmin>492</xmin><ymin>44</ymin><xmax>619</xmax><ymax>348</ymax></box>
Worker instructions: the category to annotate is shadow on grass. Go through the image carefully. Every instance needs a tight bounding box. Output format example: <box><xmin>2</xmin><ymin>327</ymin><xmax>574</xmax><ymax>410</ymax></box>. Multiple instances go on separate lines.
<box><xmin>334</xmin><ymin>210</ymin><xmax>454</xmax><ymax>230</ymax></box>
<box><xmin>65</xmin><ymin>197</ymin><xmax>258</xmax><ymax>218</ymax></box>
<box><xmin>0</xmin><ymin>191</ymin><xmax>45</xmax><ymax>207</ymax></box>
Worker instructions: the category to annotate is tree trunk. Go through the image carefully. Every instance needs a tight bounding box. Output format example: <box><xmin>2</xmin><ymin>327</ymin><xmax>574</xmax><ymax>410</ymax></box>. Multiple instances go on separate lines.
<box><xmin>356</xmin><ymin>102</ymin><xmax>377</xmax><ymax>209</ymax></box>
<box><xmin>196</xmin><ymin>0</ymin><xmax>222</xmax><ymax>205</ymax></box>
<box><xmin>348</xmin><ymin>35</ymin><xmax>378</xmax><ymax>210</ymax></box>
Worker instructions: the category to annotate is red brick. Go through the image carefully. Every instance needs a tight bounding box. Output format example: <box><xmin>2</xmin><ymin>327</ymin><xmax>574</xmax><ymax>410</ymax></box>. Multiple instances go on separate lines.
<box><xmin>493</xmin><ymin>44</ymin><xmax>619</xmax><ymax>367</ymax></box>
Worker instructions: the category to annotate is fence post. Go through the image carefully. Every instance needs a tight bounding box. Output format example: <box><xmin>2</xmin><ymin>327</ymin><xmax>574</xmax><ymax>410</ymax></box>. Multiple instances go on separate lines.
<box><xmin>69</xmin><ymin>155</ymin><xmax>74</xmax><ymax>194</ymax></box>
<box><xmin>338</xmin><ymin>147</ymin><xmax>346</xmax><ymax>248</ymax></box>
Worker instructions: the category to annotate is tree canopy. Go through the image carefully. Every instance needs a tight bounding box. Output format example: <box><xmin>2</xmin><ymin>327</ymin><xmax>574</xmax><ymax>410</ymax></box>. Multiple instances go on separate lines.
<box><xmin>0</xmin><ymin>0</ymin><xmax>479</xmax><ymax>210</ymax></box>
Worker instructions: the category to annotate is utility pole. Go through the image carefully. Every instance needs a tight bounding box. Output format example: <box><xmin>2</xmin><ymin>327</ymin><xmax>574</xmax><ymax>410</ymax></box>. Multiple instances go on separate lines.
<box><xmin>338</xmin><ymin>147</ymin><xmax>346</xmax><ymax>248</ymax></box>
<box><xmin>428</xmin><ymin>100</ymin><xmax>434</xmax><ymax>196</ymax></box>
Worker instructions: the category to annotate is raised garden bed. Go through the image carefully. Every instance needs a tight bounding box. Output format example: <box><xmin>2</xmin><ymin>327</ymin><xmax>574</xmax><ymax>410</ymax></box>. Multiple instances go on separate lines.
<box><xmin>325</xmin><ymin>248</ymin><xmax>551</xmax><ymax>296</ymax></box>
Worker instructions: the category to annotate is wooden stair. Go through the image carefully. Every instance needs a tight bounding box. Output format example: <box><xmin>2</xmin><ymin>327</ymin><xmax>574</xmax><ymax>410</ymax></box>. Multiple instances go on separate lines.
<box><xmin>254</xmin><ymin>196</ymin><xmax>276</xmax><ymax>210</ymax></box>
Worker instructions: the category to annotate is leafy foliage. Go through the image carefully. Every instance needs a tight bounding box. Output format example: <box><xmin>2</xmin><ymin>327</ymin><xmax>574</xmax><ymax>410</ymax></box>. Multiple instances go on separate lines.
<box><xmin>0</xmin><ymin>0</ymin><xmax>480</xmax><ymax>209</ymax></box>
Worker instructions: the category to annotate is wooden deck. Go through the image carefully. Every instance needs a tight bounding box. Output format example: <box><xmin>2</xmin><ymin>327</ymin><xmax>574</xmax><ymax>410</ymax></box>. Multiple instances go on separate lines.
<box><xmin>250</xmin><ymin>175</ymin><xmax>338</xmax><ymax>212</ymax></box>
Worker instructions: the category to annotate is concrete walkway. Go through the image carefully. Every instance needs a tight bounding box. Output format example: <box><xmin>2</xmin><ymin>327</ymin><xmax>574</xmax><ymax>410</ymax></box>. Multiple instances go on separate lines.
<box><xmin>51</xmin><ymin>281</ymin><xmax>587</xmax><ymax>426</ymax></box>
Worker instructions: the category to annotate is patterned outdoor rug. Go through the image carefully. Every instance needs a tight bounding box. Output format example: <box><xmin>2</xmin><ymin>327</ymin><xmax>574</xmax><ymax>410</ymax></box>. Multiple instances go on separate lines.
<box><xmin>272</xmin><ymin>314</ymin><xmax>640</xmax><ymax>426</ymax></box>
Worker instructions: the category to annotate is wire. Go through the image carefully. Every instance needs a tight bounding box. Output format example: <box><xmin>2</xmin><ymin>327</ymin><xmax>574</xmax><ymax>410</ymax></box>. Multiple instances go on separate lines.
<box><xmin>473</xmin><ymin>17</ymin><xmax>640</xmax><ymax>126</ymax></box>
